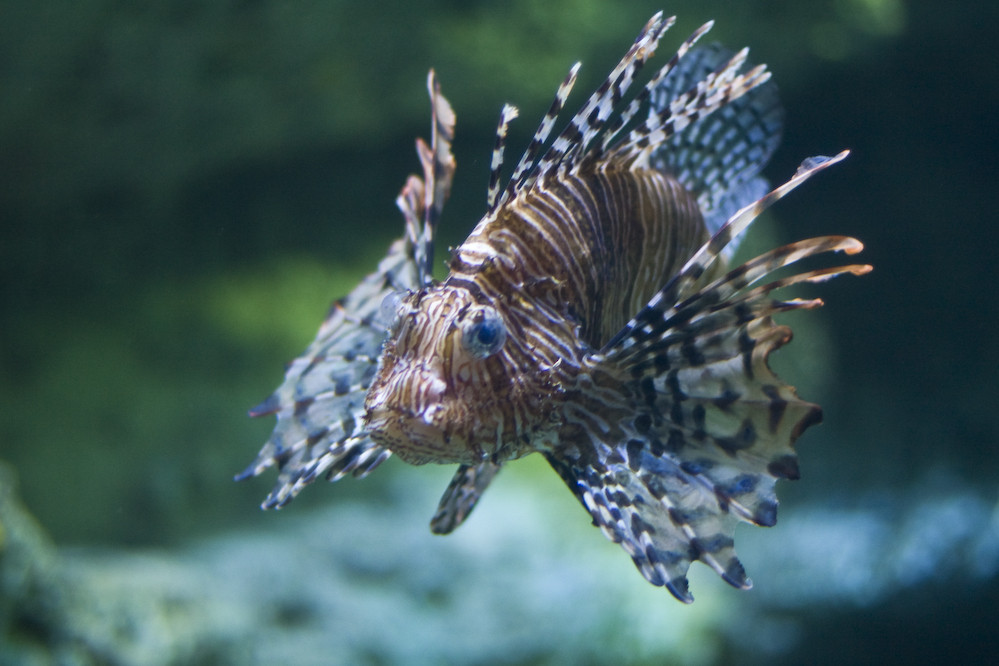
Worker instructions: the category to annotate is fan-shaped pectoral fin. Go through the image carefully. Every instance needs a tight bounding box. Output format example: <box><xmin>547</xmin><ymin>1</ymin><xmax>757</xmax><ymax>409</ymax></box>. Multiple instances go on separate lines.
<box><xmin>239</xmin><ymin>234</ymin><xmax>420</xmax><ymax>506</ymax></box>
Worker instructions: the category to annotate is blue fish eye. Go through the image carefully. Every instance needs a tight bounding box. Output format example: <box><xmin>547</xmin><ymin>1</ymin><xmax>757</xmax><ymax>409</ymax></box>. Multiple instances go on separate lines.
<box><xmin>461</xmin><ymin>306</ymin><xmax>507</xmax><ymax>358</ymax></box>
<box><xmin>476</xmin><ymin>322</ymin><xmax>498</xmax><ymax>345</ymax></box>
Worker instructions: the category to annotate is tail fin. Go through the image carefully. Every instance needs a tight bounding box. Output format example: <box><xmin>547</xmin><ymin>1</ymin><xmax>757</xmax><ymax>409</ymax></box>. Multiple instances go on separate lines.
<box><xmin>651</xmin><ymin>44</ymin><xmax>783</xmax><ymax>247</ymax></box>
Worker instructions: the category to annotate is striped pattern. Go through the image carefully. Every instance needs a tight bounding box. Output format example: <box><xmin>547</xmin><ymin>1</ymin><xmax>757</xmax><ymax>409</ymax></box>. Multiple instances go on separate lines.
<box><xmin>242</xmin><ymin>13</ymin><xmax>869</xmax><ymax>603</ymax></box>
<box><xmin>454</xmin><ymin>166</ymin><xmax>707</xmax><ymax>348</ymax></box>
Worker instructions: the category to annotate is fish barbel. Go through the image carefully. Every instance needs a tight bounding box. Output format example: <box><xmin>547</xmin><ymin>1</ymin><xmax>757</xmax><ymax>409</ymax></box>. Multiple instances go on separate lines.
<box><xmin>239</xmin><ymin>12</ymin><xmax>870</xmax><ymax>602</ymax></box>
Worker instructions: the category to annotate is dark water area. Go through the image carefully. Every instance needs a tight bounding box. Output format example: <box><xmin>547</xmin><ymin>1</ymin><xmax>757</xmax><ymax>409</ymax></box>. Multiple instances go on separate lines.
<box><xmin>1</xmin><ymin>1</ymin><xmax>996</xmax><ymax>664</ymax></box>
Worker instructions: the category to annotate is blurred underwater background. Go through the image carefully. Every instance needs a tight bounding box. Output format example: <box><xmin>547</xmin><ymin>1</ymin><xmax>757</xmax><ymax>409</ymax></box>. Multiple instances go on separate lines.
<box><xmin>1</xmin><ymin>0</ymin><xmax>997</xmax><ymax>663</ymax></box>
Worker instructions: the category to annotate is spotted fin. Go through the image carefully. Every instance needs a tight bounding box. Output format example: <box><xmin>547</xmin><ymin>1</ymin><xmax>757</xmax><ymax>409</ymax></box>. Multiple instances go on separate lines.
<box><xmin>550</xmin><ymin>156</ymin><xmax>870</xmax><ymax>600</ymax></box>
<box><xmin>240</xmin><ymin>71</ymin><xmax>457</xmax><ymax>508</ymax></box>
<box><xmin>650</xmin><ymin>43</ymin><xmax>783</xmax><ymax>244</ymax></box>
<box><xmin>236</xmin><ymin>238</ymin><xmax>416</xmax><ymax>508</ymax></box>
<box><xmin>429</xmin><ymin>461</ymin><xmax>503</xmax><ymax>534</ymax></box>
<box><xmin>546</xmin><ymin>446</ymin><xmax>745</xmax><ymax>603</ymax></box>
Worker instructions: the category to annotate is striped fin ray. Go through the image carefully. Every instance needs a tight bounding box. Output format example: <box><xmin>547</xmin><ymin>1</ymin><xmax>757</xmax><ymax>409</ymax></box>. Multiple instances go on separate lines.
<box><xmin>504</xmin><ymin>12</ymin><xmax>673</xmax><ymax>198</ymax></box>
<box><xmin>605</xmin><ymin>48</ymin><xmax>771</xmax><ymax>170</ymax></box>
<box><xmin>605</xmin><ymin>151</ymin><xmax>851</xmax><ymax>352</ymax></box>
<box><xmin>492</xmin><ymin>63</ymin><xmax>581</xmax><ymax>212</ymax></box>
<box><xmin>563</xmin><ymin>13</ymin><xmax>675</xmax><ymax>162</ymax></box>
<box><xmin>608</xmin><ymin>236</ymin><xmax>870</xmax><ymax>368</ymax></box>
<box><xmin>410</xmin><ymin>70</ymin><xmax>456</xmax><ymax>286</ymax></box>
<box><xmin>239</xmin><ymin>237</ymin><xmax>419</xmax><ymax>508</ymax></box>
<box><xmin>485</xmin><ymin>104</ymin><xmax>520</xmax><ymax>210</ymax></box>
<box><xmin>599</xmin><ymin>20</ymin><xmax>715</xmax><ymax>152</ymax></box>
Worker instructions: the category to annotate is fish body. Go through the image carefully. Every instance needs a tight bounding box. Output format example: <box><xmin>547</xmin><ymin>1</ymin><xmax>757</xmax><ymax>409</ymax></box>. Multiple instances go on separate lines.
<box><xmin>240</xmin><ymin>13</ymin><xmax>869</xmax><ymax>602</ymax></box>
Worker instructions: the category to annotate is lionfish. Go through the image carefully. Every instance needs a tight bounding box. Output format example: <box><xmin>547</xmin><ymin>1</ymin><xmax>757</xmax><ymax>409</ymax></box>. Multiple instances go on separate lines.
<box><xmin>239</xmin><ymin>13</ymin><xmax>869</xmax><ymax>602</ymax></box>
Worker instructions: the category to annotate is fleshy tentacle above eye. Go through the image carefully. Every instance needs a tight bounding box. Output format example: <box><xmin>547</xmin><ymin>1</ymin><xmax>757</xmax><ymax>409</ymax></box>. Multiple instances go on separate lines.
<box><xmin>548</xmin><ymin>157</ymin><xmax>870</xmax><ymax>601</ymax></box>
<box><xmin>409</xmin><ymin>70</ymin><xmax>456</xmax><ymax>288</ymax></box>
<box><xmin>239</xmin><ymin>71</ymin><xmax>458</xmax><ymax>508</ymax></box>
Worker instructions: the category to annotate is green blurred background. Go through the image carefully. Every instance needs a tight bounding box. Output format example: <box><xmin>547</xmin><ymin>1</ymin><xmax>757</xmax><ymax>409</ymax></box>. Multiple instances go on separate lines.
<box><xmin>1</xmin><ymin>0</ymin><xmax>997</xmax><ymax>664</ymax></box>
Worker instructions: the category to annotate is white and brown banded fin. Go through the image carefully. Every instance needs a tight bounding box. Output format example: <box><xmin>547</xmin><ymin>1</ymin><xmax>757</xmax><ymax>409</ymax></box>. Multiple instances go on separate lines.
<box><xmin>485</xmin><ymin>104</ymin><xmax>519</xmax><ymax>210</ymax></box>
<box><xmin>497</xmin><ymin>12</ymin><xmax>674</xmax><ymax>200</ymax></box>
<box><xmin>605</xmin><ymin>48</ymin><xmax>772</xmax><ymax>171</ymax></box>
<box><xmin>563</xmin><ymin>13</ymin><xmax>676</xmax><ymax>163</ymax></box>
<box><xmin>539</xmin><ymin>14</ymin><xmax>671</xmax><ymax>169</ymax></box>
<box><xmin>605</xmin><ymin>151</ymin><xmax>853</xmax><ymax>352</ymax></box>
<box><xmin>409</xmin><ymin>70</ymin><xmax>456</xmax><ymax>286</ymax></box>
<box><xmin>430</xmin><ymin>461</ymin><xmax>503</xmax><ymax>534</ymax></box>
<box><xmin>490</xmin><ymin>15</ymin><xmax>765</xmax><ymax>221</ymax></box>
<box><xmin>599</xmin><ymin>20</ymin><xmax>715</xmax><ymax>153</ymax></box>
<box><xmin>607</xmin><ymin>236</ymin><xmax>870</xmax><ymax>368</ymax></box>
<box><xmin>492</xmin><ymin>63</ymin><xmax>580</xmax><ymax>212</ymax></box>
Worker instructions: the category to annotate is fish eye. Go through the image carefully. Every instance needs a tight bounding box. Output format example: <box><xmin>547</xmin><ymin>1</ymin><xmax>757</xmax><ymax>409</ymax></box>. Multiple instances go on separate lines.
<box><xmin>460</xmin><ymin>306</ymin><xmax>507</xmax><ymax>359</ymax></box>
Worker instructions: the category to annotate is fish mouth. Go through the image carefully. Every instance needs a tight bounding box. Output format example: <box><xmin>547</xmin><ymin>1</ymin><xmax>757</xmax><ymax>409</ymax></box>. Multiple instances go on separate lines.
<box><xmin>363</xmin><ymin>359</ymin><xmax>480</xmax><ymax>464</ymax></box>
<box><xmin>364</xmin><ymin>404</ymin><xmax>475</xmax><ymax>466</ymax></box>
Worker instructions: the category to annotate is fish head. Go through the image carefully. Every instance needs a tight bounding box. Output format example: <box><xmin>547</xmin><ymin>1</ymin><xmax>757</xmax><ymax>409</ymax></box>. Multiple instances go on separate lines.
<box><xmin>364</xmin><ymin>284</ymin><xmax>519</xmax><ymax>465</ymax></box>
